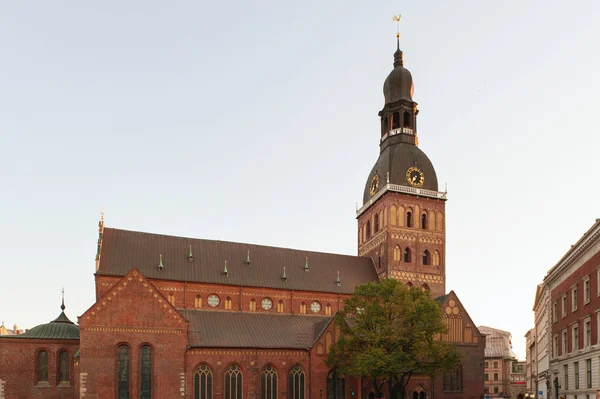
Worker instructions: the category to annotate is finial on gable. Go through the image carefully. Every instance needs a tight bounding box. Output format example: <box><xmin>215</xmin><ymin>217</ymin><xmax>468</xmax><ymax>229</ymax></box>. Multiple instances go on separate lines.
<box><xmin>95</xmin><ymin>209</ymin><xmax>105</xmax><ymax>272</ymax></box>
<box><xmin>188</xmin><ymin>245</ymin><xmax>194</xmax><ymax>261</ymax></box>
<box><xmin>222</xmin><ymin>260</ymin><xmax>228</xmax><ymax>276</ymax></box>
<box><xmin>246</xmin><ymin>250</ymin><xmax>251</xmax><ymax>265</ymax></box>
<box><xmin>158</xmin><ymin>254</ymin><xmax>164</xmax><ymax>270</ymax></box>
<box><xmin>304</xmin><ymin>256</ymin><xmax>309</xmax><ymax>272</ymax></box>
<box><xmin>61</xmin><ymin>287</ymin><xmax>65</xmax><ymax>311</ymax></box>
<box><xmin>282</xmin><ymin>267</ymin><xmax>287</xmax><ymax>281</ymax></box>
<box><xmin>336</xmin><ymin>271</ymin><xmax>341</xmax><ymax>286</ymax></box>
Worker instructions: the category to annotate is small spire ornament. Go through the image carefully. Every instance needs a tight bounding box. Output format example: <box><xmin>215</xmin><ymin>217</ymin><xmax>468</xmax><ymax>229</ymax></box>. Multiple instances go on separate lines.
<box><xmin>336</xmin><ymin>271</ymin><xmax>341</xmax><ymax>286</ymax></box>
<box><xmin>158</xmin><ymin>254</ymin><xmax>164</xmax><ymax>270</ymax></box>
<box><xmin>188</xmin><ymin>245</ymin><xmax>194</xmax><ymax>261</ymax></box>
<box><xmin>246</xmin><ymin>250</ymin><xmax>251</xmax><ymax>265</ymax></box>
<box><xmin>222</xmin><ymin>260</ymin><xmax>228</xmax><ymax>276</ymax></box>
<box><xmin>304</xmin><ymin>256</ymin><xmax>309</xmax><ymax>272</ymax></box>
<box><xmin>281</xmin><ymin>267</ymin><xmax>287</xmax><ymax>281</ymax></box>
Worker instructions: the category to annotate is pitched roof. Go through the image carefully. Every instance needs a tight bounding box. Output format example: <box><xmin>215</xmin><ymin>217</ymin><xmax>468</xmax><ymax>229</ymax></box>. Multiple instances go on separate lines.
<box><xmin>97</xmin><ymin>228</ymin><xmax>378</xmax><ymax>294</ymax></box>
<box><xmin>478</xmin><ymin>326</ymin><xmax>517</xmax><ymax>359</ymax></box>
<box><xmin>182</xmin><ymin>309</ymin><xmax>332</xmax><ymax>349</ymax></box>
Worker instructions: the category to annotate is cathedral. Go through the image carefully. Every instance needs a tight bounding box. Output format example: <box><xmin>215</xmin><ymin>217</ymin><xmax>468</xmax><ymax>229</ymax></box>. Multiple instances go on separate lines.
<box><xmin>0</xmin><ymin>39</ymin><xmax>485</xmax><ymax>399</ymax></box>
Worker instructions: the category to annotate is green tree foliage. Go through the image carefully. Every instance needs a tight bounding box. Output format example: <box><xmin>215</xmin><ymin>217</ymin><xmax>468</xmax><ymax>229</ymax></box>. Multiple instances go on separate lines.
<box><xmin>326</xmin><ymin>279</ymin><xmax>460</xmax><ymax>398</ymax></box>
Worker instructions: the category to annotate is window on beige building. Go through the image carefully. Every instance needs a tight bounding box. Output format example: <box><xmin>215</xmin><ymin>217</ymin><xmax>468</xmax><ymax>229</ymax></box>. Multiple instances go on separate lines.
<box><xmin>586</xmin><ymin>359</ymin><xmax>592</xmax><ymax>388</ymax></box>
<box><xmin>494</xmin><ymin>386</ymin><xmax>499</xmax><ymax>394</ymax></box>
<box><xmin>493</xmin><ymin>361</ymin><xmax>498</xmax><ymax>368</ymax></box>
<box><xmin>564</xmin><ymin>365</ymin><xmax>568</xmax><ymax>389</ymax></box>
<box><xmin>493</xmin><ymin>373</ymin><xmax>498</xmax><ymax>381</ymax></box>
<box><xmin>575</xmin><ymin>361</ymin><xmax>580</xmax><ymax>389</ymax></box>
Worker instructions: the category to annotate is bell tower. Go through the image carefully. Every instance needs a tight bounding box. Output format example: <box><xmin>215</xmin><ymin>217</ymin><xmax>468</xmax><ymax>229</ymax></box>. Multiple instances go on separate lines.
<box><xmin>357</xmin><ymin>32</ymin><xmax>448</xmax><ymax>298</ymax></box>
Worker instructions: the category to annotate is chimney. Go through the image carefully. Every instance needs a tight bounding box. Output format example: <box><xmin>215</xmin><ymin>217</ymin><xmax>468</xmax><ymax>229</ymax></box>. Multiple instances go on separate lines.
<box><xmin>13</xmin><ymin>324</ymin><xmax>18</xmax><ymax>333</ymax></box>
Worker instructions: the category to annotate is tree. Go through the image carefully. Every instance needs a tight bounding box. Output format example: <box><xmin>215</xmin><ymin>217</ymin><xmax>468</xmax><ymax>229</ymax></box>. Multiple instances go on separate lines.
<box><xmin>326</xmin><ymin>279</ymin><xmax>460</xmax><ymax>399</ymax></box>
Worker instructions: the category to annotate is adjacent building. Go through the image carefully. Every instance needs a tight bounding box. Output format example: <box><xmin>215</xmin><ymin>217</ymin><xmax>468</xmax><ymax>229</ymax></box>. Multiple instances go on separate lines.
<box><xmin>0</xmin><ymin>38</ymin><xmax>486</xmax><ymax>399</ymax></box>
<box><xmin>480</xmin><ymin>326</ymin><xmax>518</xmax><ymax>398</ymax></box>
<box><xmin>509</xmin><ymin>360</ymin><xmax>526</xmax><ymax>399</ymax></box>
<box><xmin>525</xmin><ymin>328</ymin><xmax>536</xmax><ymax>397</ymax></box>
<box><xmin>545</xmin><ymin>220</ymin><xmax>600</xmax><ymax>399</ymax></box>
<box><xmin>532</xmin><ymin>283</ymin><xmax>551</xmax><ymax>399</ymax></box>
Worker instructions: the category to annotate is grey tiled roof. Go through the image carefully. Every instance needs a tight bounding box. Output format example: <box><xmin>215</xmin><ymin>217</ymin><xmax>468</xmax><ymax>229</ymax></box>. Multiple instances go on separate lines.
<box><xmin>97</xmin><ymin>228</ymin><xmax>378</xmax><ymax>294</ymax></box>
<box><xmin>182</xmin><ymin>310</ymin><xmax>333</xmax><ymax>349</ymax></box>
<box><xmin>478</xmin><ymin>326</ymin><xmax>517</xmax><ymax>359</ymax></box>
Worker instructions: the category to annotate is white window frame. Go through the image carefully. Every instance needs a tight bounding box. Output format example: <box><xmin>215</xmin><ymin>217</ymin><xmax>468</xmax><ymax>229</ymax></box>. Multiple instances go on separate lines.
<box><xmin>562</xmin><ymin>295</ymin><xmax>567</xmax><ymax>318</ymax></box>
<box><xmin>553</xmin><ymin>302</ymin><xmax>558</xmax><ymax>323</ymax></box>
<box><xmin>573</xmin><ymin>323</ymin><xmax>580</xmax><ymax>351</ymax></box>
<box><xmin>572</xmin><ymin>285</ymin><xmax>578</xmax><ymax>312</ymax></box>
<box><xmin>584</xmin><ymin>277</ymin><xmax>591</xmax><ymax>304</ymax></box>
<box><xmin>584</xmin><ymin>317</ymin><xmax>591</xmax><ymax>348</ymax></box>
<box><xmin>553</xmin><ymin>334</ymin><xmax>559</xmax><ymax>358</ymax></box>
<box><xmin>563</xmin><ymin>329</ymin><xmax>568</xmax><ymax>355</ymax></box>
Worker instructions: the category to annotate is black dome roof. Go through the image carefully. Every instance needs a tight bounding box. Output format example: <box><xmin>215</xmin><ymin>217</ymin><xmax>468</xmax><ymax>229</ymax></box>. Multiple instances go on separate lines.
<box><xmin>383</xmin><ymin>49</ymin><xmax>414</xmax><ymax>104</ymax></box>
<box><xmin>363</xmin><ymin>143</ymin><xmax>439</xmax><ymax>204</ymax></box>
<box><xmin>9</xmin><ymin>302</ymin><xmax>79</xmax><ymax>340</ymax></box>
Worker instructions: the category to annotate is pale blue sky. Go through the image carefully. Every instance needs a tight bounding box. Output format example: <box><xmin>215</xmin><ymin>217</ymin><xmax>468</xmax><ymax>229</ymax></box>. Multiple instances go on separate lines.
<box><xmin>1</xmin><ymin>1</ymin><xmax>599</xmax><ymax>359</ymax></box>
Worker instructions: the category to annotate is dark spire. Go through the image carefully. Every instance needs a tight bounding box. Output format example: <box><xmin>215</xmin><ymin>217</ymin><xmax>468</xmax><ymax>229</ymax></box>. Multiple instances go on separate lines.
<box><xmin>61</xmin><ymin>287</ymin><xmax>65</xmax><ymax>311</ymax></box>
<box><xmin>392</xmin><ymin>14</ymin><xmax>404</xmax><ymax>67</ymax></box>
<box><xmin>52</xmin><ymin>289</ymin><xmax>74</xmax><ymax>324</ymax></box>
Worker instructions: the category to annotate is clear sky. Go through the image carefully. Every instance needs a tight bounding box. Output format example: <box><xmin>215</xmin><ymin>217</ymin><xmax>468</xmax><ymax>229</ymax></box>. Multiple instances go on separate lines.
<box><xmin>1</xmin><ymin>1</ymin><xmax>599</xmax><ymax>359</ymax></box>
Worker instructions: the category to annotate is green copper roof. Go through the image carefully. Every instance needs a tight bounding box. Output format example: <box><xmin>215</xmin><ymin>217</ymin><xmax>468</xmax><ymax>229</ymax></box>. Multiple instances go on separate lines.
<box><xmin>3</xmin><ymin>301</ymin><xmax>80</xmax><ymax>340</ymax></box>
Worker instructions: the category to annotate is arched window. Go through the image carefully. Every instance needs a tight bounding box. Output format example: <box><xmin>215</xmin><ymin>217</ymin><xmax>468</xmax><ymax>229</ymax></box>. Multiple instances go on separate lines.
<box><xmin>404</xmin><ymin>248</ymin><xmax>411</xmax><ymax>263</ymax></box>
<box><xmin>316</xmin><ymin>344</ymin><xmax>324</xmax><ymax>354</ymax></box>
<box><xmin>168</xmin><ymin>292</ymin><xmax>175</xmax><ymax>306</ymax></box>
<box><xmin>412</xmin><ymin>392</ymin><xmax>419</xmax><ymax>399</ymax></box>
<box><xmin>390</xmin><ymin>205</ymin><xmax>397</xmax><ymax>226</ymax></box>
<box><xmin>393</xmin><ymin>245</ymin><xmax>401</xmax><ymax>261</ymax></box>
<box><xmin>300</xmin><ymin>303</ymin><xmax>306</xmax><ymax>314</ymax></box>
<box><xmin>421</xmin><ymin>284</ymin><xmax>430</xmax><ymax>292</ymax></box>
<box><xmin>224</xmin><ymin>364</ymin><xmax>243</xmax><ymax>399</ymax></box>
<box><xmin>423</xmin><ymin>250</ymin><xmax>430</xmax><ymax>266</ymax></box>
<box><xmin>225</xmin><ymin>297</ymin><xmax>233</xmax><ymax>310</ymax></box>
<box><xmin>289</xmin><ymin>365</ymin><xmax>305</xmax><ymax>399</ymax></box>
<box><xmin>407</xmin><ymin>282</ymin><xmax>413</xmax><ymax>288</ymax></box>
<box><xmin>436</xmin><ymin>212</ymin><xmax>444</xmax><ymax>232</ymax></box>
<box><xmin>325</xmin><ymin>304</ymin><xmax>332</xmax><ymax>315</ymax></box>
<box><xmin>58</xmin><ymin>350</ymin><xmax>69</xmax><ymax>384</ymax></box>
<box><xmin>37</xmin><ymin>349</ymin><xmax>48</xmax><ymax>385</ymax></box>
<box><xmin>403</xmin><ymin>111</ymin><xmax>411</xmax><ymax>128</ymax></box>
<box><xmin>419</xmin><ymin>392</ymin><xmax>426</xmax><ymax>399</ymax></box>
<box><xmin>433</xmin><ymin>251</ymin><xmax>440</xmax><ymax>266</ymax></box>
<box><xmin>374</xmin><ymin>213</ymin><xmax>379</xmax><ymax>233</ymax></box>
<box><xmin>366</xmin><ymin>221</ymin><xmax>371</xmax><ymax>239</ymax></box>
<box><xmin>195</xmin><ymin>295</ymin><xmax>202</xmax><ymax>308</ymax></box>
<box><xmin>261</xmin><ymin>365</ymin><xmax>277</xmax><ymax>399</ymax></box>
<box><xmin>421</xmin><ymin>213</ymin><xmax>427</xmax><ymax>230</ymax></box>
<box><xmin>140</xmin><ymin>345</ymin><xmax>152</xmax><ymax>399</ymax></box>
<box><xmin>117</xmin><ymin>345</ymin><xmax>130</xmax><ymax>399</ymax></box>
<box><xmin>391</xmin><ymin>112</ymin><xmax>400</xmax><ymax>129</ymax></box>
<box><xmin>443</xmin><ymin>366</ymin><xmax>462</xmax><ymax>392</ymax></box>
<box><xmin>277</xmin><ymin>300</ymin><xmax>284</xmax><ymax>313</ymax></box>
<box><xmin>194</xmin><ymin>364</ymin><xmax>213</xmax><ymax>399</ymax></box>
<box><xmin>249</xmin><ymin>298</ymin><xmax>256</xmax><ymax>311</ymax></box>
<box><xmin>382</xmin><ymin>117</ymin><xmax>389</xmax><ymax>137</ymax></box>
<box><xmin>326</xmin><ymin>332</ymin><xmax>333</xmax><ymax>354</ymax></box>
<box><xmin>406</xmin><ymin>212</ymin><xmax>412</xmax><ymax>228</ymax></box>
<box><xmin>327</xmin><ymin>370</ymin><xmax>345</xmax><ymax>399</ymax></box>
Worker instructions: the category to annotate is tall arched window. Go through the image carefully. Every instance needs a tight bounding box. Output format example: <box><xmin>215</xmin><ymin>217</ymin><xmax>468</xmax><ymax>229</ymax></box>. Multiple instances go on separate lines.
<box><xmin>366</xmin><ymin>221</ymin><xmax>371</xmax><ymax>239</ymax></box>
<box><xmin>37</xmin><ymin>349</ymin><xmax>48</xmax><ymax>385</ymax></box>
<box><xmin>403</xmin><ymin>111</ymin><xmax>411</xmax><ymax>128</ymax></box>
<box><xmin>117</xmin><ymin>345</ymin><xmax>130</xmax><ymax>399</ymax></box>
<box><xmin>327</xmin><ymin>370</ymin><xmax>345</xmax><ymax>399</ymax></box>
<box><xmin>58</xmin><ymin>350</ymin><xmax>69</xmax><ymax>384</ymax></box>
<box><xmin>140</xmin><ymin>345</ymin><xmax>152</xmax><ymax>399</ymax></box>
<box><xmin>225</xmin><ymin>297</ymin><xmax>233</xmax><ymax>310</ymax></box>
<box><xmin>374</xmin><ymin>213</ymin><xmax>379</xmax><ymax>233</ymax></box>
<box><xmin>249</xmin><ymin>298</ymin><xmax>256</xmax><ymax>311</ymax></box>
<box><xmin>421</xmin><ymin>284</ymin><xmax>430</xmax><ymax>292</ymax></box>
<box><xmin>261</xmin><ymin>365</ymin><xmax>277</xmax><ymax>399</ymax></box>
<box><xmin>224</xmin><ymin>364</ymin><xmax>243</xmax><ymax>399</ymax></box>
<box><xmin>406</xmin><ymin>212</ymin><xmax>412</xmax><ymax>228</ymax></box>
<box><xmin>300</xmin><ymin>303</ymin><xmax>306</xmax><ymax>314</ymax></box>
<box><xmin>391</xmin><ymin>112</ymin><xmax>400</xmax><ymax>129</ymax></box>
<box><xmin>404</xmin><ymin>248</ymin><xmax>411</xmax><ymax>263</ymax></box>
<box><xmin>195</xmin><ymin>295</ymin><xmax>202</xmax><ymax>308</ymax></box>
<box><xmin>325</xmin><ymin>304</ymin><xmax>332</xmax><ymax>315</ymax></box>
<box><xmin>194</xmin><ymin>364</ymin><xmax>213</xmax><ymax>399</ymax></box>
<box><xmin>168</xmin><ymin>292</ymin><xmax>175</xmax><ymax>306</ymax></box>
<box><xmin>443</xmin><ymin>365</ymin><xmax>462</xmax><ymax>392</ymax></box>
<box><xmin>277</xmin><ymin>300</ymin><xmax>284</xmax><ymax>313</ymax></box>
<box><xmin>421</xmin><ymin>213</ymin><xmax>427</xmax><ymax>230</ymax></box>
<box><xmin>288</xmin><ymin>365</ymin><xmax>305</xmax><ymax>399</ymax></box>
<box><xmin>393</xmin><ymin>245</ymin><xmax>401</xmax><ymax>261</ymax></box>
<box><xmin>423</xmin><ymin>250</ymin><xmax>430</xmax><ymax>266</ymax></box>
<box><xmin>325</xmin><ymin>332</ymin><xmax>333</xmax><ymax>354</ymax></box>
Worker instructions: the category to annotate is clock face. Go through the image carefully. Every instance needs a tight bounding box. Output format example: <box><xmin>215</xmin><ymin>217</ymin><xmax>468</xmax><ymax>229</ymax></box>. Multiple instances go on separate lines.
<box><xmin>369</xmin><ymin>175</ymin><xmax>380</xmax><ymax>196</ymax></box>
<box><xmin>261</xmin><ymin>298</ymin><xmax>273</xmax><ymax>310</ymax></box>
<box><xmin>406</xmin><ymin>167</ymin><xmax>424</xmax><ymax>188</ymax></box>
<box><xmin>207</xmin><ymin>294</ymin><xmax>220</xmax><ymax>307</ymax></box>
<box><xmin>310</xmin><ymin>301</ymin><xmax>322</xmax><ymax>313</ymax></box>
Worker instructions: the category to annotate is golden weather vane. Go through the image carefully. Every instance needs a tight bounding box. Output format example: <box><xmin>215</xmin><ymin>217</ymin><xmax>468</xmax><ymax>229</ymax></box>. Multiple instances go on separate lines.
<box><xmin>392</xmin><ymin>14</ymin><xmax>402</xmax><ymax>40</ymax></box>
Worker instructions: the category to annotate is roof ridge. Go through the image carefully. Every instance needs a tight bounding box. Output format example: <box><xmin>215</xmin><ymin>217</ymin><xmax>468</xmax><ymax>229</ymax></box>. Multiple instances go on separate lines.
<box><xmin>104</xmin><ymin>227</ymin><xmax>363</xmax><ymax>259</ymax></box>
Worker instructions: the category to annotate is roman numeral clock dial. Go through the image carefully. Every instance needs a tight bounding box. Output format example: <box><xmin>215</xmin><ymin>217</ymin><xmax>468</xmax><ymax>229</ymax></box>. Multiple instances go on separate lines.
<box><xmin>406</xmin><ymin>167</ymin><xmax>424</xmax><ymax>188</ymax></box>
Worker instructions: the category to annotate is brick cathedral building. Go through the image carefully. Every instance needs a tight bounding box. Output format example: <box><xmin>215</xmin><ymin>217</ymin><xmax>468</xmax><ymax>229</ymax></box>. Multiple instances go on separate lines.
<box><xmin>0</xmin><ymin>40</ymin><xmax>485</xmax><ymax>399</ymax></box>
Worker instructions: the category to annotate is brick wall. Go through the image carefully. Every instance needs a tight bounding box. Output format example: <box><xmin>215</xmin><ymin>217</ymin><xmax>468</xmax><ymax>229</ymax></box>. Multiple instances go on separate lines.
<box><xmin>0</xmin><ymin>338</ymin><xmax>78</xmax><ymax>399</ymax></box>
